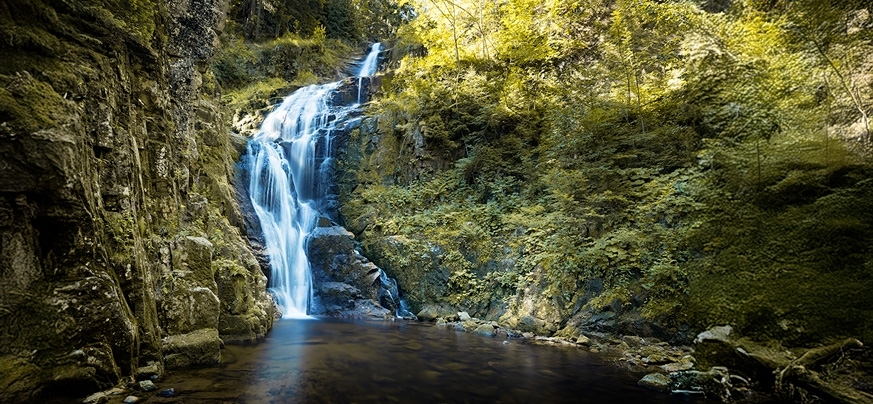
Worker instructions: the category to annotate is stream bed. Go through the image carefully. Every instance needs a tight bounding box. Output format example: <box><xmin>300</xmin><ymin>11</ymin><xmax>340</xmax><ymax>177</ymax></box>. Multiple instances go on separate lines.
<box><xmin>147</xmin><ymin>318</ymin><xmax>684</xmax><ymax>403</ymax></box>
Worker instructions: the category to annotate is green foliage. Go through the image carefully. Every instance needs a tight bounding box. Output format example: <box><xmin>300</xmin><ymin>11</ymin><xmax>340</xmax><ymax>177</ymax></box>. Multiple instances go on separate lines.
<box><xmin>340</xmin><ymin>0</ymin><xmax>873</xmax><ymax>344</ymax></box>
<box><xmin>226</xmin><ymin>0</ymin><xmax>410</xmax><ymax>43</ymax></box>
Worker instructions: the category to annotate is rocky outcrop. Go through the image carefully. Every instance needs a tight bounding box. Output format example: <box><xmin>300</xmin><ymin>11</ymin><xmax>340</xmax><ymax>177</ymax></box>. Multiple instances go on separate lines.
<box><xmin>306</xmin><ymin>219</ymin><xmax>405</xmax><ymax>318</ymax></box>
<box><xmin>0</xmin><ymin>0</ymin><xmax>272</xmax><ymax>401</ymax></box>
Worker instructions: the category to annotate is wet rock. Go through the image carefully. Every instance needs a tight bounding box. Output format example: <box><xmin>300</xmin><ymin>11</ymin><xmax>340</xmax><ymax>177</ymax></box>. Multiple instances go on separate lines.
<box><xmin>317</xmin><ymin>282</ymin><xmax>361</xmax><ymax>314</ymax></box>
<box><xmin>123</xmin><ymin>396</ymin><xmax>140</xmax><ymax>403</ymax></box>
<box><xmin>661</xmin><ymin>355</ymin><xmax>696</xmax><ymax>372</ymax></box>
<box><xmin>135</xmin><ymin>362</ymin><xmax>163</xmax><ymax>381</ymax></box>
<box><xmin>458</xmin><ymin>311</ymin><xmax>472</xmax><ymax>321</ymax></box>
<box><xmin>337</xmin><ymin>299</ymin><xmax>392</xmax><ymax>319</ymax></box>
<box><xmin>416</xmin><ymin>305</ymin><xmax>441</xmax><ymax>321</ymax></box>
<box><xmin>670</xmin><ymin>390</ymin><xmax>707</xmax><ymax>399</ymax></box>
<box><xmin>306</xmin><ymin>226</ymin><xmax>405</xmax><ymax>317</ymax></box>
<box><xmin>694</xmin><ymin>325</ymin><xmax>733</xmax><ymax>344</ymax></box>
<box><xmin>157</xmin><ymin>388</ymin><xmax>175</xmax><ymax>397</ymax></box>
<box><xmin>474</xmin><ymin>324</ymin><xmax>496</xmax><ymax>337</ymax></box>
<box><xmin>640</xmin><ymin>345</ymin><xmax>671</xmax><ymax>365</ymax></box>
<box><xmin>417</xmin><ymin>304</ymin><xmax>458</xmax><ymax>321</ymax></box>
<box><xmin>83</xmin><ymin>387</ymin><xmax>126</xmax><ymax>404</ymax></box>
<box><xmin>622</xmin><ymin>335</ymin><xmax>644</xmax><ymax>348</ymax></box>
<box><xmin>669</xmin><ymin>366</ymin><xmax>732</xmax><ymax>402</ymax></box>
<box><xmin>162</xmin><ymin>328</ymin><xmax>221</xmax><ymax>369</ymax></box>
<box><xmin>462</xmin><ymin>320</ymin><xmax>479</xmax><ymax>332</ymax></box>
<box><xmin>639</xmin><ymin>373</ymin><xmax>671</xmax><ymax>392</ymax></box>
<box><xmin>498</xmin><ymin>271</ymin><xmax>564</xmax><ymax>335</ymax></box>
<box><xmin>139</xmin><ymin>380</ymin><xmax>157</xmax><ymax>392</ymax></box>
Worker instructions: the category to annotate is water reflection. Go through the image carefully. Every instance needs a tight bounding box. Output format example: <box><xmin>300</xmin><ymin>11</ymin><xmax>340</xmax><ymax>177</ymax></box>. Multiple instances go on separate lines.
<box><xmin>156</xmin><ymin>319</ymin><xmax>676</xmax><ymax>403</ymax></box>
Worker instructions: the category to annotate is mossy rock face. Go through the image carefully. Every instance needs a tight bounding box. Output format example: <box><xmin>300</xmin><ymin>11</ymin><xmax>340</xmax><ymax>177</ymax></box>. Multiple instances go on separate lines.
<box><xmin>0</xmin><ymin>356</ymin><xmax>44</xmax><ymax>402</ymax></box>
<box><xmin>498</xmin><ymin>272</ymin><xmax>564</xmax><ymax>335</ymax></box>
<box><xmin>214</xmin><ymin>259</ymin><xmax>272</xmax><ymax>343</ymax></box>
<box><xmin>218</xmin><ymin>313</ymin><xmax>269</xmax><ymax>343</ymax></box>
<box><xmin>363</xmin><ymin>235</ymin><xmax>451</xmax><ymax>311</ymax></box>
<box><xmin>0</xmin><ymin>0</ymin><xmax>275</xmax><ymax>401</ymax></box>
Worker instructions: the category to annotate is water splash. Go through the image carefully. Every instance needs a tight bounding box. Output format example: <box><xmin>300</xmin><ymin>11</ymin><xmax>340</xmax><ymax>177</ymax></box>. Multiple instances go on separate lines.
<box><xmin>245</xmin><ymin>44</ymin><xmax>385</xmax><ymax>319</ymax></box>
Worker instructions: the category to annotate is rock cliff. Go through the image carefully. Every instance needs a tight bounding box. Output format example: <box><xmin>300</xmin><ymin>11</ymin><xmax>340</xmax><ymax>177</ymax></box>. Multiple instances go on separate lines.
<box><xmin>0</xmin><ymin>0</ymin><xmax>272</xmax><ymax>401</ymax></box>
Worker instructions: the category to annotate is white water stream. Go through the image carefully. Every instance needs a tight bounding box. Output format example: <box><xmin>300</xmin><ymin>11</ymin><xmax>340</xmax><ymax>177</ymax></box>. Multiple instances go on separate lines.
<box><xmin>246</xmin><ymin>44</ymin><xmax>381</xmax><ymax>318</ymax></box>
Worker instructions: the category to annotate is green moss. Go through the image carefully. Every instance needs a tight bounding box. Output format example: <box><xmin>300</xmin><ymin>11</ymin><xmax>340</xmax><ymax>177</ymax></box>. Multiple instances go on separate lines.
<box><xmin>213</xmin><ymin>31</ymin><xmax>354</xmax><ymax>92</ymax></box>
<box><xmin>0</xmin><ymin>73</ymin><xmax>66</xmax><ymax>135</ymax></box>
<box><xmin>0</xmin><ymin>356</ymin><xmax>44</xmax><ymax>402</ymax></box>
<box><xmin>0</xmin><ymin>23</ymin><xmax>61</xmax><ymax>54</ymax></box>
<box><xmin>223</xmin><ymin>77</ymin><xmax>293</xmax><ymax>111</ymax></box>
<box><xmin>685</xmin><ymin>178</ymin><xmax>873</xmax><ymax>345</ymax></box>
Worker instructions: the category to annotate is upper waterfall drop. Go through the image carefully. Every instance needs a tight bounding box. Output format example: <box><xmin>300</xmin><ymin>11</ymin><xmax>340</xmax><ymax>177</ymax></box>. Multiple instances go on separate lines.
<box><xmin>355</xmin><ymin>42</ymin><xmax>381</xmax><ymax>104</ymax></box>
<box><xmin>357</xmin><ymin>42</ymin><xmax>382</xmax><ymax>77</ymax></box>
<box><xmin>246</xmin><ymin>43</ymin><xmax>383</xmax><ymax>319</ymax></box>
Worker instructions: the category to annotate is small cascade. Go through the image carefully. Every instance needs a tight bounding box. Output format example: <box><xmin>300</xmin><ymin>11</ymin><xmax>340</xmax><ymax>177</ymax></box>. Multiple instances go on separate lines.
<box><xmin>356</xmin><ymin>42</ymin><xmax>381</xmax><ymax>103</ymax></box>
<box><xmin>378</xmin><ymin>271</ymin><xmax>416</xmax><ymax>319</ymax></box>
<box><xmin>244</xmin><ymin>43</ymin><xmax>409</xmax><ymax>319</ymax></box>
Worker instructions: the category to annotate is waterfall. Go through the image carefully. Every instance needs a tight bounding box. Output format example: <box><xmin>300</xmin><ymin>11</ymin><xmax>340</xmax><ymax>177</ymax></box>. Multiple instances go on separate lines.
<box><xmin>245</xmin><ymin>44</ymin><xmax>385</xmax><ymax>319</ymax></box>
<box><xmin>356</xmin><ymin>43</ymin><xmax>381</xmax><ymax>103</ymax></box>
<box><xmin>357</xmin><ymin>42</ymin><xmax>382</xmax><ymax>77</ymax></box>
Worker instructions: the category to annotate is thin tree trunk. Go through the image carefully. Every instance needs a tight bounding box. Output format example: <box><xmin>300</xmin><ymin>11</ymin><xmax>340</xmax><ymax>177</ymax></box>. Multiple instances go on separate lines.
<box><xmin>253</xmin><ymin>0</ymin><xmax>262</xmax><ymax>41</ymax></box>
<box><xmin>825</xmin><ymin>73</ymin><xmax>831</xmax><ymax>170</ymax></box>
<box><xmin>756</xmin><ymin>138</ymin><xmax>762</xmax><ymax>188</ymax></box>
<box><xmin>632</xmin><ymin>47</ymin><xmax>645</xmax><ymax>138</ymax></box>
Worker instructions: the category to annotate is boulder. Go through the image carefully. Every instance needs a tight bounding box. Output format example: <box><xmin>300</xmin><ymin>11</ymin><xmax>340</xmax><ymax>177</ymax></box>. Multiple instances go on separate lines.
<box><xmin>416</xmin><ymin>304</ymin><xmax>459</xmax><ymax>322</ymax></box>
<box><xmin>695</xmin><ymin>325</ymin><xmax>733</xmax><ymax>344</ymax></box>
<box><xmin>639</xmin><ymin>373</ymin><xmax>671</xmax><ymax>392</ymax></box>
<box><xmin>669</xmin><ymin>367</ymin><xmax>732</xmax><ymax>402</ymax></box>
<box><xmin>134</xmin><ymin>363</ymin><xmax>163</xmax><ymax>381</ymax></box>
<box><xmin>138</xmin><ymin>380</ymin><xmax>156</xmax><ymax>392</ymax></box>
<box><xmin>162</xmin><ymin>328</ymin><xmax>221</xmax><ymax>369</ymax></box>
<box><xmin>82</xmin><ymin>387</ymin><xmax>126</xmax><ymax>404</ymax></box>
<box><xmin>661</xmin><ymin>355</ymin><xmax>696</xmax><ymax>373</ymax></box>
<box><xmin>316</xmin><ymin>282</ymin><xmax>361</xmax><ymax>314</ymax></box>
<box><xmin>473</xmin><ymin>324</ymin><xmax>497</xmax><ymax>337</ymax></box>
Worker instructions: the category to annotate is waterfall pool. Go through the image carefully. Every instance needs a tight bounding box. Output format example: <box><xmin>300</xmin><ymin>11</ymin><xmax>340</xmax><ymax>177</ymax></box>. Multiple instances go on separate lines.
<box><xmin>148</xmin><ymin>318</ymin><xmax>679</xmax><ymax>403</ymax></box>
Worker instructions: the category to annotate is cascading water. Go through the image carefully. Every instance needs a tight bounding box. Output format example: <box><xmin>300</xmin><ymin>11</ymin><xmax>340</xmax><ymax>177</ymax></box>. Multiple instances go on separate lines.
<box><xmin>245</xmin><ymin>44</ymin><xmax>399</xmax><ymax>319</ymax></box>
<box><xmin>356</xmin><ymin>43</ymin><xmax>381</xmax><ymax>103</ymax></box>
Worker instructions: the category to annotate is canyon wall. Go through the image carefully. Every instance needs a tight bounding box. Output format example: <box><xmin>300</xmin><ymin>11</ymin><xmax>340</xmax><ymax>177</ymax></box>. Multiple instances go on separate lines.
<box><xmin>0</xmin><ymin>0</ymin><xmax>272</xmax><ymax>401</ymax></box>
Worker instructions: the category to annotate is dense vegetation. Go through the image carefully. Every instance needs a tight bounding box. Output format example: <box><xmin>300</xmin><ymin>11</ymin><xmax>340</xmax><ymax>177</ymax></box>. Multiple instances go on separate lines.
<box><xmin>336</xmin><ymin>0</ymin><xmax>873</xmax><ymax>346</ymax></box>
<box><xmin>225</xmin><ymin>0</ymin><xmax>411</xmax><ymax>43</ymax></box>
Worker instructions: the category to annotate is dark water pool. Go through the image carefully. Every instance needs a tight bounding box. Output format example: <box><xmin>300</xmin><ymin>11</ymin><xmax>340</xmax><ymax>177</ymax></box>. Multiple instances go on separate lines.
<box><xmin>153</xmin><ymin>318</ymin><xmax>678</xmax><ymax>403</ymax></box>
